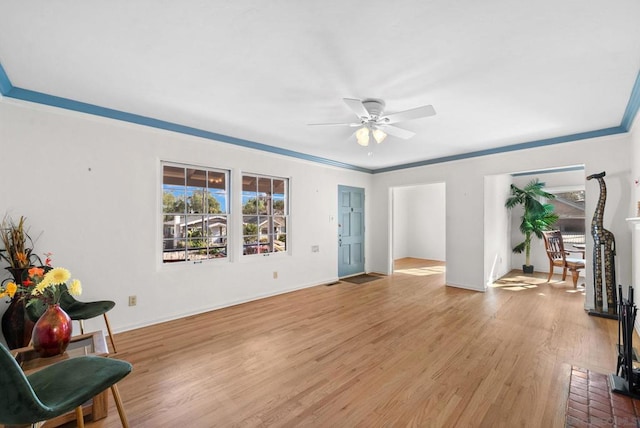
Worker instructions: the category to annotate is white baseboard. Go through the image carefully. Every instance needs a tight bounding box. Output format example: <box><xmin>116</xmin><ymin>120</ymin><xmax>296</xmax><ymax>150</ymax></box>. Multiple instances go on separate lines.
<box><xmin>446</xmin><ymin>282</ymin><xmax>485</xmax><ymax>292</ymax></box>
<box><xmin>114</xmin><ymin>277</ymin><xmax>339</xmax><ymax>334</ymax></box>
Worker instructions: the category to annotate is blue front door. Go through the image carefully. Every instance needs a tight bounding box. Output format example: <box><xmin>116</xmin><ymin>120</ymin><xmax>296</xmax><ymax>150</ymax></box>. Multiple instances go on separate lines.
<box><xmin>338</xmin><ymin>185</ymin><xmax>365</xmax><ymax>277</ymax></box>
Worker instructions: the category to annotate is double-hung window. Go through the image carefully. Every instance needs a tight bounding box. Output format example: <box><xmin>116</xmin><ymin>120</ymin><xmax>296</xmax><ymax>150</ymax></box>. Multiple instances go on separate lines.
<box><xmin>242</xmin><ymin>174</ymin><xmax>288</xmax><ymax>255</ymax></box>
<box><xmin>162</xmin><ymin>163</ymin><xmax>229</xmax><ymax>263</ymax></box>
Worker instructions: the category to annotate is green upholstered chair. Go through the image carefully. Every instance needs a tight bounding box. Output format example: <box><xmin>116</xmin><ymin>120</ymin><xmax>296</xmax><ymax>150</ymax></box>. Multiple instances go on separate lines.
<box><xmin>58</xmin><ymin>284</ymin><xmax>119</xmax><ymax>353</ymax></box>
<box><xmin>0</xmin><ymin>342</ymin><xmax>132</xmax><ymax>427</ymax></box>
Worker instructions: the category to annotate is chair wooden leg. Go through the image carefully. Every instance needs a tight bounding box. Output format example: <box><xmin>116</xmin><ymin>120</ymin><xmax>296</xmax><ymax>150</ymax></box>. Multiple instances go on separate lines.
<box><xmin>546</xmin><ymin>263</ymin><xmax>554</xmax><ymax>282</ymax></box>
<box><xmin>103</xmin><ymin>313</ymin><xmax>118</xmax><ymax>353</ymax></box>
<box><xmin>561</xmin><ymin>267</ymin><xmax>567</xmax><ymax>281</ymax></box>
<box><xmin>75</xmin><ymin>406</ymin><xmax>85</xmax><ymax>428</ymax></box>
<box><xmin>111</xmin><ymin>384</ymin><xmax>130</xmax><ymax>428</ymax></box>
<box><xmin>571</xmin><ymin>269</ymin><xmax>579</xmax><ymax>288</ymax></box>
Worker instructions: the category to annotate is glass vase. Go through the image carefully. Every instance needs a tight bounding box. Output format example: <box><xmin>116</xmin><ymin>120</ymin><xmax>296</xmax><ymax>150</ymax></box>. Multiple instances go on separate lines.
<box><xmin>31</xmin><ymin>304</ymin><xmax>73</xmax><ymax>357</ymax></box>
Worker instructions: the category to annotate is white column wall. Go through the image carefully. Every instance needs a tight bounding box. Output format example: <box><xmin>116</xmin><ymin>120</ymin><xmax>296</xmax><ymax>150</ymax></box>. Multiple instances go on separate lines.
<box><xmin>484</xmin><ymin>174</ymin><xmax>513</xmax><ymax>285</ymax></box>
<box><xmin>630</xmin><ymin>115</ymin><xmax>640</xmax><ymax>333</ymax></box>
<box><xmin>633</xmin><ymin>115</ymin><xmax>640</xmax><ymax>216</ymax></box>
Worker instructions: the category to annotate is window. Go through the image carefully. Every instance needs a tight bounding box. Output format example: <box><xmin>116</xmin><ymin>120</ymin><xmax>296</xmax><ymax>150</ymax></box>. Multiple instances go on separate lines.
<box><xmin>548</xmin><ymin>189</ymin><xmax>585</xmax><ymax>245</ymax></box>
<box><xmin>242</xmin><ymin>174</ymin><xmax>288</xmax><ymax>255</ymax></box>
<box><xmin>162</xmin><ymin>163</ymin><xmax>229</xmax><ymax>263</ymax></box>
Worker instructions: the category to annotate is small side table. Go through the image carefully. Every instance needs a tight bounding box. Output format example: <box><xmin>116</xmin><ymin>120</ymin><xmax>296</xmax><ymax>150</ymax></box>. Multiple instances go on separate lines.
<box><xmin>9</xmin><ymin>331</ymin><xmax>110</xmax><ymax>427</ymax></box>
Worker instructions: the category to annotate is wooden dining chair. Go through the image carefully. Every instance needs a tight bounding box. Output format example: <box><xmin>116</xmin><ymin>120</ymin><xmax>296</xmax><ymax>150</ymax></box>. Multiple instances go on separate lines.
<box><xmin>542</xmin><ymin>230</ymin><xmax>586</xmax><ymax>287</ymax></box>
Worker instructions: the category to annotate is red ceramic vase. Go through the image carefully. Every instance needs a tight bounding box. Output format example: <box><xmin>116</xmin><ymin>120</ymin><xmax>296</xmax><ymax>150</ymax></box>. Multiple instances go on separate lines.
<box><xmin>32</xmin><ymin>304</ymin><xmax>72</xmax><ymax>357</ymax></box>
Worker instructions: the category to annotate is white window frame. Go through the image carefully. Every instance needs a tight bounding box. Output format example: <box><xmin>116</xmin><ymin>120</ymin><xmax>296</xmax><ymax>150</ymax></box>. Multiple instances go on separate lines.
<box><xmin>241</xmin><ymin>173</ymin><xmax>289</xmax><ymax>257</ymax></box>
<box><xmin>161</xmin><ymin>161</ymin><xmax>230</xmax><ymax>265</ymax></box>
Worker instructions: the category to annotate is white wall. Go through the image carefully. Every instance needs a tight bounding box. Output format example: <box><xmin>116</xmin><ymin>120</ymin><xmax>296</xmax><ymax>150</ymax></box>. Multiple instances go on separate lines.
<box><xmin>370</xmin><ymin>133</ymin><xmax>632</xmax><ymax>310</ymax></box>
<box><xmin>509</xmin><ymin>169</ymin><xmax>586</xmax><ymax>273</ymax></box>
<box><xmin>0</xmin><ymin>99</ymin><xmax>372</xmax><ymax>340</ymax></box>
<box><xmin>392</xmin><ymin>183</ymin><xmax>446</xmax><ymax>261</ymax></box>
<box><xmin>630</xmin><ymin>115</ymin><xmax>640</xmax><ymax>334</ymax></box>
<box><xmin>484</xmin><ymin>174</ymin><xmax>513</xmax><ymax>285</ymax></box>
<box><xmin>633</xmin><ymin>115</ymin><xmax>640</xmax><ymax>216</ymax></box>
<box><xmin>1</xmin><ymin>96</ymin><xmax>636</xmax><ymax>340</ymax></box>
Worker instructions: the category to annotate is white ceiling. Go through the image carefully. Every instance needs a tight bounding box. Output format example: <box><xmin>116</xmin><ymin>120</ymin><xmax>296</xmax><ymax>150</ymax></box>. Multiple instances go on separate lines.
<box><xmin>1</xmin><ymin>1</ymin><xmax>639</xmax><ymax>171</ymax></box>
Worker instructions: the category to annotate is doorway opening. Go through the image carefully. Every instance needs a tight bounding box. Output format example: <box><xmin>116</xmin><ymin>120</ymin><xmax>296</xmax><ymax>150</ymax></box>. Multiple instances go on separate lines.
<box><xmin>484</xmin><ymin>165</ymin><xmax>587</xmax><ymax>292</ymax></box>
<box><xmin>390</xmin><ymin>182</ymin><xmax>446</xmax><ymax>276</ymax></box>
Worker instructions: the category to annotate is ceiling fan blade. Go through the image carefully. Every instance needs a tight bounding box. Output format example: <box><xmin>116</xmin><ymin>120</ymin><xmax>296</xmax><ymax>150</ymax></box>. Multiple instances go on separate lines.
<box><xmin>379</xmin><ymin>105</ymin><xmax>436</xmax><ymax>124</ymax></box>
<box><xmin>308</xmin><ymin>122</ymin><xmax>360</xmax><ymax>127</ymax></box>
<box><xmin>343</xmin><ymin>98</ymin><xmax>370</xmax><ymax>120</ymax></box>
<box><xmin>379</xmin><ymin>124</ymin><xmax>416</xmax><ymax>139</ymax></box>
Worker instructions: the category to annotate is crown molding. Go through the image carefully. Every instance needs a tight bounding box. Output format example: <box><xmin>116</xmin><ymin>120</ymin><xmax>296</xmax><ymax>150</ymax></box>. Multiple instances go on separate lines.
<box><xmin>0</xmin><ymin>62</ymin><xmax>638</xmax><ymax>174</ymax></box>
<box><xmin>0</xmin><ymin>63</ymin><xmax>13</xmax><ymax>94</ymax></box>
<box><xmin>373</xmin><ymin>127</ymin><xmax>626</xmax><ymax>174</ymax></box>
<box><xmin>622</xmin><ymin>71</ymin><xmax>640</xmax><ymax>131</ymax></box>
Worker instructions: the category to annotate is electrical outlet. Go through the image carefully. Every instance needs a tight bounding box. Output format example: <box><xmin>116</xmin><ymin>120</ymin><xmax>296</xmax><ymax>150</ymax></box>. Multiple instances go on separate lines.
<box><xmin>128</xmin><ymin>295</ymin><xmax>137</xmax><ymax>306</ymax></box>
<box><xmin>273</xmin><ymin>271</ymin><xmax>278</xmax><ymax>279</ymax></box>
<box><xmin>311</xmin><ymin>245</ymin><xmax>320</xmax><ymax>253</ymax></box>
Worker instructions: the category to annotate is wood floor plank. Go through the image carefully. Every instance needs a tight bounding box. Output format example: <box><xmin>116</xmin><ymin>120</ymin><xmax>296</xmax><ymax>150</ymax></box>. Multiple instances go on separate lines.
<box><xmin>75</xmin><ymin>258</ymin><xmax>622</xmax><ymax>428</ymax></box>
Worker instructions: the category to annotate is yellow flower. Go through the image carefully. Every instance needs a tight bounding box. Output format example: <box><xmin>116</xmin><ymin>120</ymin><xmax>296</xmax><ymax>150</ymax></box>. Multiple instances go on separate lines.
<box><xmin>44</xmin><ymin>267</ymin><xmax>71</xmax><ymax>285</ymax></box>
<box><xmin>31</xmin><ymin>277</ymin><xmax>51</xmax><ymax>296</ymax></box>
<box><xmin>68</xmin><ymin>279</ymin><xmax>82</xmax><ymax>296</ymax></box>
<box><xmin>0</xmin><ymin>282</ymin><xmax>17</xmax><ymax>299</ymax></box>
<box><xmin>5</xmin><ymin>282</ymin><xmax>17</xmax><ymax>298</ymax></box>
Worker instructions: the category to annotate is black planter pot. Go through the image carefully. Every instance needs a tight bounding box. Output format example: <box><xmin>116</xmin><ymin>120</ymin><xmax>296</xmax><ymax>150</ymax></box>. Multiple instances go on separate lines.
<box><xmin>522</xmin><ymin>265</ymin><xmax>534</xmax><ymax>274</ymax></box>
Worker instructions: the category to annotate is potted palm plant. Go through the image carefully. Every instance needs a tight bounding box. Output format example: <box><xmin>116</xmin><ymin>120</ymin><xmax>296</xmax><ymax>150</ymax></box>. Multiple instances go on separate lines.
<box><xmin>505</xmin><ymin>179</ymin><xmax>559</xmax><ymax>274</ymax></box>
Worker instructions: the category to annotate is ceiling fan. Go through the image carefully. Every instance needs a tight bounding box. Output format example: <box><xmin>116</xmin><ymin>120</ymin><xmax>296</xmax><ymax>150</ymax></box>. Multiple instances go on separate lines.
<box><xmin>309</xmin><ymin>98</ymin><xmax>436</xmax><ymax>146</ymax></box>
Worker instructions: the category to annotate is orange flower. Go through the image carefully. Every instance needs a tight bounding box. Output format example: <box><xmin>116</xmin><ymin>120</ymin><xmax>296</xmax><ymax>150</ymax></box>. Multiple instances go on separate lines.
<box><xmin>29</xmin><ymin>267</ymin><xmax>44</xmax><ymax>277</ymax></box>
<box><xmin>16</xmin><ymin>252</ymin><xmax>27</xmax><ymax>266</ymax></box>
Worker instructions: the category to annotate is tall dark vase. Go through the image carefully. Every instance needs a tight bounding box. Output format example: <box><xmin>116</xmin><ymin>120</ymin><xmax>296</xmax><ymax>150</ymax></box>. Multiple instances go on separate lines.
<box><xmin>1</xmin><ymin>267</ymin><xmax>35</xmax><ymax>349</ymax></box>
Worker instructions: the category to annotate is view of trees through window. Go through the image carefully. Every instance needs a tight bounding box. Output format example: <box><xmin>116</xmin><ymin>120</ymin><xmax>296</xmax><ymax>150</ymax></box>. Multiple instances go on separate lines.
<box><xmin>162</xmin><ymin>164</ymin><xmax>229</xmax><ymax>263</ymax></box>
<box><xmin>242</xmin><ymin>174</ymin><xmax>288</xmax><ymax>255</ymax></box>
<box><xmin>548</xmin><ymin>190</ymin><xmax>585</xmax><ymax>244</ymax></box>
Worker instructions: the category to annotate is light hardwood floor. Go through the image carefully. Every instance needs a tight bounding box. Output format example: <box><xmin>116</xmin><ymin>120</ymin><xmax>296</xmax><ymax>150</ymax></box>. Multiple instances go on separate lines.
<box><xmin>78</xmin><ymin>258</ymin><xmax>620</xmax><ymax>427</ymax></box>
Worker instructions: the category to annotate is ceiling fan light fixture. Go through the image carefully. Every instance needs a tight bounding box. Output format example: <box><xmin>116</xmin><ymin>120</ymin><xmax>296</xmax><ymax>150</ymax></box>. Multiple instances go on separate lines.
<box><xmin>310</xmin><ymin>97</ymin><xmax>436</xmax><ymax>147</ymax></box>
<box><xmin>356</xmin><ymin>127</ymin><xmax>370</xmax><ymax>146</ymax></box>
<box><xmin>372</xmin><ymin>128</ymin><xmax>387</xmax><ymax>144</ymax></box>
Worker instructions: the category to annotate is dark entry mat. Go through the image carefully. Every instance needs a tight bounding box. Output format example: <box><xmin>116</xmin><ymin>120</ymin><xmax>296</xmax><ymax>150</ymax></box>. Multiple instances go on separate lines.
<box><xmin>341</xmin><ymin>274</ymin><xmax>383</xmax><ymax>285</ymax></box>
